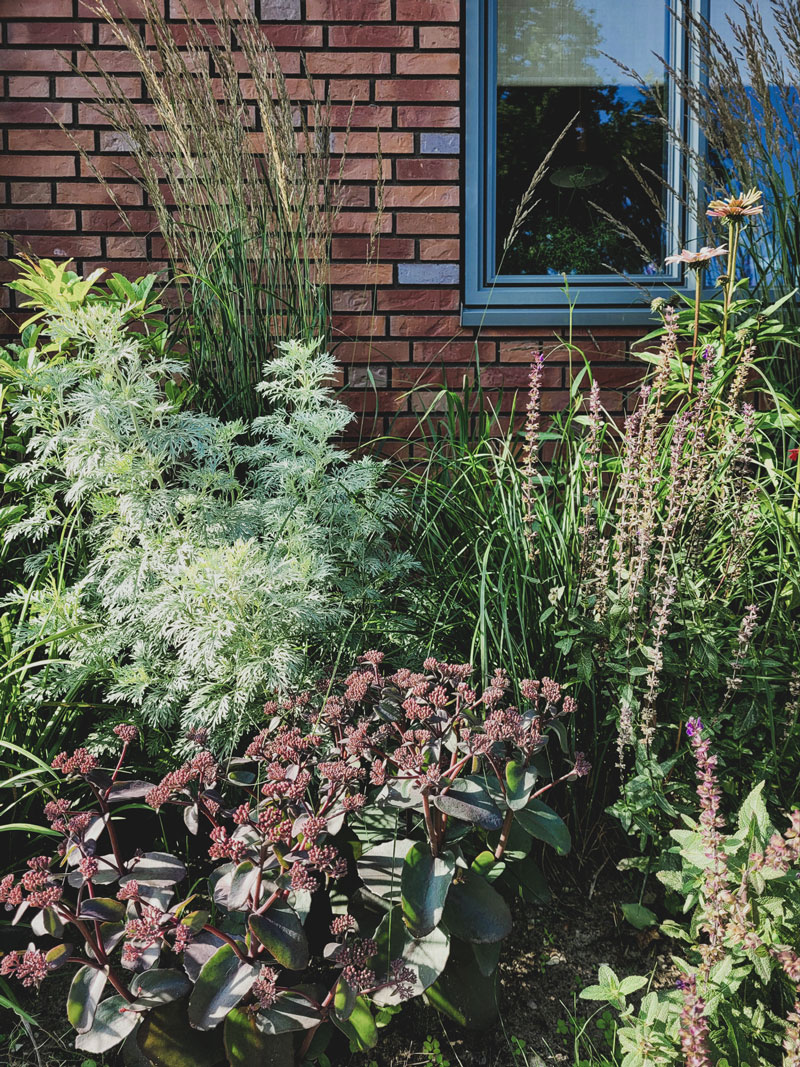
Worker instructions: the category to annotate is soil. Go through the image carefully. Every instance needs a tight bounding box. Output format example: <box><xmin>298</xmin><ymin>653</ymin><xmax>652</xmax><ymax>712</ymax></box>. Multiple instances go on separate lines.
<box><xmin>0</xmin><ymin>862</ymin><xmax>676</xmax><ymax>1067</ymax></box>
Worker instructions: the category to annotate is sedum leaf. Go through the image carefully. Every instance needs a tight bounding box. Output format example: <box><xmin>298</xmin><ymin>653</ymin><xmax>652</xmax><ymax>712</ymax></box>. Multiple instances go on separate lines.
<box><xmin>401</xmin><ymin>843</ymin><xmax>455</xmax><ymax>938</ymax></box>
<box><xmin>74</xmin><ymin>994</ymin><xmax>140</xmax><ymax>1053</ymax></box>
<box><xmin>67</xmin><ymin>964</ymin><xmax>108</xmax><ymax>1033</ymax></box>
<box><xmin>187</xmin><ymin>943</ymin><xmax>258</xmax><ymax>1031</ymax></box>
<box><xmin>248</xmin><ymin>901</ymin><xmax>309</xmax><ymax>971</ymax></box>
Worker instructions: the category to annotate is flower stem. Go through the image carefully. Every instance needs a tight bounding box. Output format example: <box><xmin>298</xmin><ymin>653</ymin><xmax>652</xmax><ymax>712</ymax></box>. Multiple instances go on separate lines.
<box><xmin>688</xmin><ymin>269</ymin><xmax>702</xmax><ymax>396</ymax></box>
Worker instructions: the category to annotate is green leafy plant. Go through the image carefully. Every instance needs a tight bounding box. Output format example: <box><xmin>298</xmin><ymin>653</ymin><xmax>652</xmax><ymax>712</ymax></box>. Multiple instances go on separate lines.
<box><xmin>579</xmin><ymin>719</ymin><xmax>800</xmax><ymax>1067</ymax></box>
<box><xmin>0</xmin><ymin>656</ymin><xmax>586</xmax><ymax>1063</ymax></box>
<box><xmin>399</xmin><ymin>194</ymin><xmax>800</xmax><ymax>849</ymax></box>
<box><xmin>2</xmin><ymin>261</ymin><xmax>409</xmax><ymax>749</ymax></box>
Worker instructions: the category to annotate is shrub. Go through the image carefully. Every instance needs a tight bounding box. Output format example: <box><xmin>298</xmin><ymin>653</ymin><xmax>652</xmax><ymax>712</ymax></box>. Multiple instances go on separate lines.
<box><xmin>0</xmin><ymin>656</ymin><xmax>587</xmax><ymax>1063</ymax></box>
<box><xmin>2</xmin><ymin>260</ymin><xmax>411</xmax><ymax>749</ymax></box>
<box><xmin>401</xmin><ymin>199</ymin><xmax>800</xmax><ymax>844</ymax></box>
<box><xmin>580</xmin><ymin>719</ymin><xmax>800</xmax><ymax>1067</ymax></box>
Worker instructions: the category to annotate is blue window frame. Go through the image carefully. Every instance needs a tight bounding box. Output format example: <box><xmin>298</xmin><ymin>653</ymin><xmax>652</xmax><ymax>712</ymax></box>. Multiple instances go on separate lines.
<box><xmin>463</xmin><ymin>0</ymin><xmax>706</xmax><ymax>325</ymax></box>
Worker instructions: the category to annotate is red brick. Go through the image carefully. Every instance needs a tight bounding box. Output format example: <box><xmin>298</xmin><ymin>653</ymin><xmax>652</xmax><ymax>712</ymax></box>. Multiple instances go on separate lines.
<box><xmin>57</xmin><ymin>77</ymin><xmax>142</xmax><ymax>99</ymax></box>
<box><xmin>305</xmin><ymin>52</ymin><xmax>391</xmax><ymax>76</ymax></box>
<box><xmin>397</xmin><ymin>106</ymin><xmax>460</xmax><ymax>128</ymax></box>
<box><xmin>141</xmin><ymin>22</ymin><xmax>225</xmax><ymax>47</ymax></box>
<box><xmin>0</xmin><ymin>208</ymin><xmax>76</xmax><ymax>231</ymax></box>
<box><xmin>0</xmin><ymin>49</ymin><xmax>72</xmax><ymax>73</ymax></box>
<box><xmin>396</xmin><ymin>53</ymin><xmax>460</xmax><ymax>75</ymax></box>
<box><xmin>336</xmin><ymin>340</ymin><xmax>410</xmax><ymax>363</ymax></box>
<box><xmin>335</xmin><ymin>157</ymin><xmax>392</xmax><ymax>182</ymax></box>
<box><xmin>328</xmin><ymin>24</ymin><xmax>413</xmax><ymax>48</ymax></box>
<box><xmin>390</xmin><ymin>315</ymin><xmax>461</xmax><ymax>337</ymax></box>
<box><xmin>79</xmin><ymin>103</ymin><xmax>160</xmax><ymax>127</ymax></box>
<box><xmin>383</xmin><ymin>185</ymin><xmax>459</xmax><ymax>209</ymax></box>
<box><xmin>376</xmin><ymin>80</ymin><xmax>459</xmax><ymax>102</ymax></box>
<box><xmin>337</xmin><ymin>186</ymin><xmax>371</xmax><ymax>208</ymax></box>
<box><xmin>9</xmin><ymin>182</ymin><xmax>51</xmax><ymax>205</ymax></box>
<box><xmin>327</xmin><ymin>79</ymin><xmax>373</xmax><ymax>102</ymax></box>
<box><xmin>262</xmin><ymin>25</ymin><xmax>324</xmax><ymax>48</ymax></box>
<box><xmin>106</xmin><ymin>236</ymin><xmax>148</xmax><ymax>258</ymax></box>
<box><xmin>414</xmin><ymin>340</ymin><xmax>496</xmax><ymax>363</ymax></box>
<box><xmin>80</xmin><ymin>209</ymin><xmax>158</xmax><ymax>231</ymax></box>
<box><xmin>166</xmin><ymin>0</ymin><xmax>253</xmax><ymax>16</ymax></box>
<box><xmin>396</xmin><ymin>158</ymin><xmax>460</xmax><ymax>180</ymax></box>
<box><xmin>378</xmin><ymin>289</ymin><xmax>458</xmax><ymax>311</ymax></box>
<box><xmin>79</xmin><ymin>0</ymin><xmax>150</xmax><ymax>14</ymax></box>
<box><xmin>331</xmin><ymin>132</ymin><xmax>414</xmax><ymax>154</ymax></box>
<box><xmin>330</xmin><ymin>263</ymin><xmax>393</xmax><ymax>285</ymax></box>
<box><xmin>57</xmin><ymin>182</ymin><xmax>143</xmax><ymax>206</ymax></box>
<box><xmin>102</xmin><ymin>259</ymin><xmax>166</xmax><ymax>275</ymax></box>
<box><xmin>0</xmin><ymin>155</ymin><xmax>75</xmax><ymax>178</ymax></box>
<box><xmin>307</xmin><ymin>0</ymin><xmax>390</xmax><ymax>17</ymax></box>
<box><xmin>395</xmin><ymin>212</ymin><xmax>460</xmax><ymax>234</ymax></box>
<box><xmin>0</xmin><ymin>102</ymin><xmax>72</xmax><ymax>124</ymax></box>
<box><xmin>8</xmin><ymin>76</ymin><xmax>51</xmax><ymax>98</ymax></box>
<box><xmin>419</xmin><ymin>238</ymin><xmax>460</xmax><ymax>260</ymax></box>
<box><xmin>419</xmin><ymin>26</ymin><xmax>460</xmax><ymax>48</ymax></box>
<box><xmin>332</xmin><ymin>237</ymin><xmax>414</xmax><ymax>260</ymax></box>
<box><xmin>328</xmin><ymin>105</ymin><xmax>393</xmax><ymax>128</ymax></box>
<box><xmin>479</xmin><ymin>365</ymin><xmax>562</xmax><ymax>389</ymax></box>
<box><xmin>331</xmin><ymin>289</ymin><xmax>373</xmax><ymax>313</ymax></box>
<box><xmin>333</xmin><ymin>212</ymin><xmax>392</xmax><ymax>235</ymax></box>
<box><xmin>331</xmin><ymin>313</ymin><xmax>387</xmax><ymax>337</ymax></box>
<box><xmin>3</xmin><ymin>0</ymin><xmax>72</xmax><ymax>14</ymax></box>
<box><xmin>397</xmin><ymin>0</ymin><xmax>459</xmax><ymax>20</ymax></box>
<box><xmin>8</xmin><ymin>22</ymin><xmax>93</xmax><ymax>44</ymax></box>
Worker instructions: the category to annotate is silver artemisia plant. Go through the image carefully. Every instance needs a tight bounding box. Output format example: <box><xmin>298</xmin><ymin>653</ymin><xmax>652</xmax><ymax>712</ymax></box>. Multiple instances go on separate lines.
<box><xmin>4</xmin><ymin>272</ymin><xmax>413</xmax><ymax>750</ymax></box>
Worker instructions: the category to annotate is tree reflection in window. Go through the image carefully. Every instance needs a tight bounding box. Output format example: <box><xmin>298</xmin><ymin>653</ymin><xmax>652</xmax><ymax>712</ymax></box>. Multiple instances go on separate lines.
<box><xmin>496</xmin><ymin>0</ymin><xmax>669</xmax><ymax>277</ymax></box>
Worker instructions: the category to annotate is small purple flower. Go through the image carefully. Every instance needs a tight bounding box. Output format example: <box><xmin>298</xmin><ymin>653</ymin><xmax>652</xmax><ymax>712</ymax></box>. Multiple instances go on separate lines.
<box><xmin>686</xmin><ymin>717</ymin><xmax>703</xmax><ymax>738</ymax></box>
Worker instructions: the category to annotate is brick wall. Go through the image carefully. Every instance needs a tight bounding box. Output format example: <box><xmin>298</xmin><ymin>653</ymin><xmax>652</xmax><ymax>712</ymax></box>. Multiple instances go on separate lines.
<box><xmin>0</xmin><ymin>0</ymin><xmax>640</xmax><ymax>440</ymax></box>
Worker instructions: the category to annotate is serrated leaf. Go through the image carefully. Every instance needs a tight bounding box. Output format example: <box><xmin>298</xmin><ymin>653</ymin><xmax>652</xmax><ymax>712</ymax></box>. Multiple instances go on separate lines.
<box><xmin>401</xmin><ymin>843</ymin><xmax>455</xmax><ymax>938</ymax></box>
<box><xmin>619</xmin><ymin>975</ymin><xmax>648</xmax><ymax>995</ymax></box>
<box><xmin>442</xmin><ymin>872</ymin><xmax>512</xmax><ymax>944</ymax></box>
<box><xmin>74</xmin><ymin>995</ymin><xmax>140</xmax><ymax>1053</ymax></box>
<box><xmin>621</xmin><ymin>903</ymin><xmax>658</xmax><ymax>930</ymax></box>
<box><xmin>187</xmin><ymin>943</ymin><xmax>258</xmax><ymax>1031</ymax></box>
<box><xmin>67</xmin><ymin>965</ymin><xmax>108</xmax><ymax>1033</ymax></box>
<box><xmin>249</xmin><ymin>901</ymin><xmax>309</xmax><ymax>971</ymax></box>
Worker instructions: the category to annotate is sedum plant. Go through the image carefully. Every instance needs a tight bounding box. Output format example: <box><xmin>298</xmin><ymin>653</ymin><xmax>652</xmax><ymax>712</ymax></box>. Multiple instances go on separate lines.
<box><xmin>580</xmin><ymin>719</ymin><xmax>800</xmax><ymax>1067</ymax></box>
<box><xmin>0</xmin><ymin>656</ymin><xmax>587</xmax><ymax>1063</ymax></box>
<box><xmin>2</xmin><ymin>260</ymin><xmax>410</xmax><ymax>749</ymax></box>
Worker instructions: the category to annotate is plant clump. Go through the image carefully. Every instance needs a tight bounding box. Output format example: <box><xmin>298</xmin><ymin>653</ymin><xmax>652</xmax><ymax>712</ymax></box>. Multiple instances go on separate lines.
<box><xmin>0</xmin><ymin>656</ymin><xmax>587</xmax><ymax>1063</ymax></box>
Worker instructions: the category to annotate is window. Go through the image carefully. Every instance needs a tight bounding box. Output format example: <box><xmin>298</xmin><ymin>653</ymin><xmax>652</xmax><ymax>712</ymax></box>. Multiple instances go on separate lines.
<box><xmin>463</xmin><ymin>0</ymin><xmax>704</xmax><ymax>324</ymax></box>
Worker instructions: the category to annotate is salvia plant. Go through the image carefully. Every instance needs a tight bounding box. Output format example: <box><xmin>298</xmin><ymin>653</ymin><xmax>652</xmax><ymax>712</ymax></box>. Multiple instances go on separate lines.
<box><xmin>0</xmin><ymin>655</ymin><xmax>587</xmax><ymax>1064</ymax></box>
<box><xmin>1</xmin><ymin>260</ymin><xmax>411</xmax><ymax>749</ymax></box>
<box><xmin>581</xmin><ymin>718</ymin><xmax>800</xmax><ymax>1067</ymax></box>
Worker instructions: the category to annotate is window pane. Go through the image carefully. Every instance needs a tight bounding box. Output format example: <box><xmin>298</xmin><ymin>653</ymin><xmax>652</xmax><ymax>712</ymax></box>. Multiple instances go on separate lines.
<box><xmin>496</xmin><ymin>0</ymin><xmax>670</xmax><ymax>277</ymax></box>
